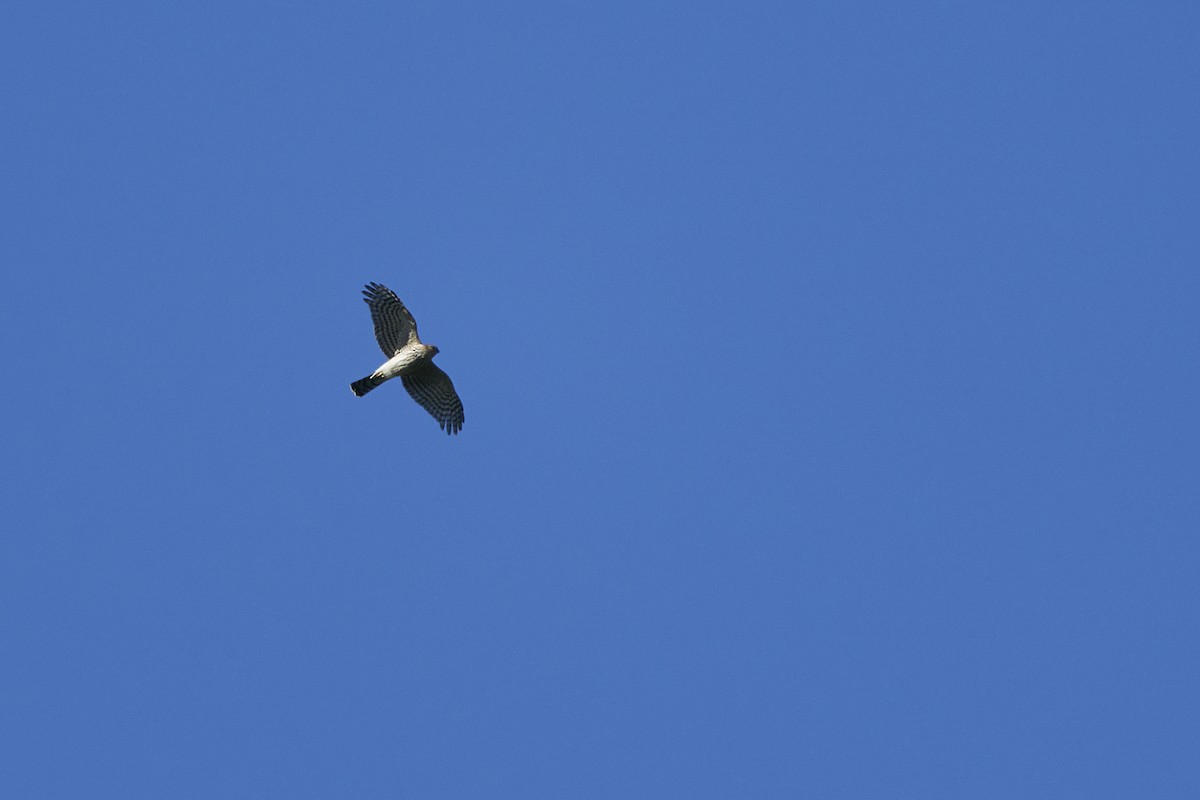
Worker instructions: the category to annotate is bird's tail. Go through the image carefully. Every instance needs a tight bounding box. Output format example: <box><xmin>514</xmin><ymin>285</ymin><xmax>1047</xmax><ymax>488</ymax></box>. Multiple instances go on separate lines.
<box><xmin>350</xmin><ymin>375</ymin><xmax>386</xmax><ymax>397</ymax></box>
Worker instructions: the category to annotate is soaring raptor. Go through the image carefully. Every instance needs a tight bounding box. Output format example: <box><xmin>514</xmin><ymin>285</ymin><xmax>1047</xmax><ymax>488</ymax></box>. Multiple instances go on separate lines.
<box><xmin>350</xmin><ymin>282</ymin><xmax>465</xmax><ymax>435</ymax></box>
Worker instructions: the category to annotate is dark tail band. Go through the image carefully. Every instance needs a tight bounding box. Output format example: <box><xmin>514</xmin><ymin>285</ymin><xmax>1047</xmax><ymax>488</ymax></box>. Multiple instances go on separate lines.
<box><xmin>350</xmin><ymin>375</ymin><xmax>386</xmax><ymax>397</ymax></box>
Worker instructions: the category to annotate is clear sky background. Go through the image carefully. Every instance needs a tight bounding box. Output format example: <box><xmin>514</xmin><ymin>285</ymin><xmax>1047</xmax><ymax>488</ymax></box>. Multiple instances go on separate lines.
<box><xmin>2</xmin><ymin>2</ymin><xmax>1198</xmax><ymax>798</ymax></box>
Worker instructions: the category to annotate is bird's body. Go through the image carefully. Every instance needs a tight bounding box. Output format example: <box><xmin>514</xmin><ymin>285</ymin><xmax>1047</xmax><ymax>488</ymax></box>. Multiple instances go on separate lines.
<box><xmin>350</xmin><ymin>342</ymin><xmax>437</xmax><ymax>396</ymax></box>
<box><xmin>351</xmin><ymin>282</ymin><xmax>464</xmax><ymax>434</ymax></box>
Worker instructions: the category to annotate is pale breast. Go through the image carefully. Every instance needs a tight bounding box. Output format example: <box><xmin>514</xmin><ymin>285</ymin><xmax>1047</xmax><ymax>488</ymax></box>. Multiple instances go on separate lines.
<box><xmin>379</xmin><ymin>345</ymin><xmax>433</xmax><ymax>378</ymax></box>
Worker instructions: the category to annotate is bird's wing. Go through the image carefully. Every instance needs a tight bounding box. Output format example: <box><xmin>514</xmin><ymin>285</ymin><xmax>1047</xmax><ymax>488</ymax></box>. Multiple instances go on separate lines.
<box><xmin>363</xmin><ymin>282</ymin><xmax>419</xmax><ymax>356</ymax></box>
<box><xmin>402</xmin><ymin>362</ymin><xmax>465</xmax><ymax>435</ymax></box>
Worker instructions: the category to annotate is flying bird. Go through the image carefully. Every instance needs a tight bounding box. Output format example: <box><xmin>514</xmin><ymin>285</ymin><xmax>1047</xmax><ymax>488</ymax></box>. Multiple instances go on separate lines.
<box><xmin>350</xmin><ymin>282</ymin><xmax>465</xmax><ymax>435</ymax></box>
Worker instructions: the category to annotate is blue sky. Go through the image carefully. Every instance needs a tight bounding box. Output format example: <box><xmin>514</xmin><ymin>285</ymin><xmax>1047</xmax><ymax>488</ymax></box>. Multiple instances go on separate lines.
<box><xmin>2</xmin><ymin>2</ymin><xmax>1198</xmax><ymax>797</ymax></box>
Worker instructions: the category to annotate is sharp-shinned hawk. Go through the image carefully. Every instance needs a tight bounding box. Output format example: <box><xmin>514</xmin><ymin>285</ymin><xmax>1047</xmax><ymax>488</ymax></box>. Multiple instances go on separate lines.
<box><xmin>350</xmin><ymin>282</ymin><xmax>465</xmax><ymax>435</ymax></box>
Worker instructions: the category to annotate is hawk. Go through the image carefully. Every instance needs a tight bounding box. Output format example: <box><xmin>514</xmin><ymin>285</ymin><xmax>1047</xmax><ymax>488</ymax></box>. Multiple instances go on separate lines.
<box><xmin>350</xmin><ymin>282</ymin><xmax>465</xmax><ymax>435</ymax></box>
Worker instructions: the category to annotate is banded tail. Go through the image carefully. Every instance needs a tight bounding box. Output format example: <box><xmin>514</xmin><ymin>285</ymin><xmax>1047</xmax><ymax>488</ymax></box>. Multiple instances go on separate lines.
<box><xmin>350</xmin><ymin>374</ymin><xmax>387</xmax><ymax>397</ymax></box>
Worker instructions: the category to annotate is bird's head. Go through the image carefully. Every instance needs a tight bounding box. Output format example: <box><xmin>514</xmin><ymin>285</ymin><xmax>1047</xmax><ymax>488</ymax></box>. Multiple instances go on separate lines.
<box><xmin>428</xmin><ymin>345</ymin><xmax>440</xmax><ymax>357</ymax></box>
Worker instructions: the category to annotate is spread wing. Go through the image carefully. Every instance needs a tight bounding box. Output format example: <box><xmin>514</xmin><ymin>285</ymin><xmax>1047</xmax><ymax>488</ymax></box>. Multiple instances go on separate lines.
<box><xmin>402</xmin><ymin>362</ymin><xmax>465</xmax><ymax>435</ymax></box>
<box><xmin>363</xmin><ymin>282</ymin><xmax>419</xmax><ymax>356</ymax></box>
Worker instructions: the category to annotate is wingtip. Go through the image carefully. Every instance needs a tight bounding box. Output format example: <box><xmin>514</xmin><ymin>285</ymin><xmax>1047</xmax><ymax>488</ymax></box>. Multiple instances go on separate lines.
<box><xmin>363</xmin><ymin>281</ymin><xmax>394</xmax><ymax>301</ymax></box>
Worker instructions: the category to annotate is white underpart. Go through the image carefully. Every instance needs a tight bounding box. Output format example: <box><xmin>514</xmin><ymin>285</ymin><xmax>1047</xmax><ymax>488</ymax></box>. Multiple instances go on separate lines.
<box><xmin>373</xmin><ymin>344</ymin><xmax>433</xmax><ymax>381</ymax></box>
